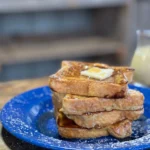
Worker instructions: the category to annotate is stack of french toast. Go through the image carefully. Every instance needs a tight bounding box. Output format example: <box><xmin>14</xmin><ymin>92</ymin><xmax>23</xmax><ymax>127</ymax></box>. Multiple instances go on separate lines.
<box><xmin>49</xmin><ymin>61</ymin><xmax>144</xmax><ymax>139</ymax></box>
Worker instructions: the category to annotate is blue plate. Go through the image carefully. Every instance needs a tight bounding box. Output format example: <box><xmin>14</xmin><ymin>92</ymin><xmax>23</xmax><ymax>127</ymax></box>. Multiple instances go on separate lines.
<box><xmin>1</xmin><ymin>85</ymin><xmax>150</xmax><ymax>150</ymax></box>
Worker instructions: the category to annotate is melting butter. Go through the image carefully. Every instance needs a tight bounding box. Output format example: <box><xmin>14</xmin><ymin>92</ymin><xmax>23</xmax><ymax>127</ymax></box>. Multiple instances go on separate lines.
<box><xmin>81</xmin><ymin>67</ymin><xmax>114</xmax><ymax>80</ymax></box>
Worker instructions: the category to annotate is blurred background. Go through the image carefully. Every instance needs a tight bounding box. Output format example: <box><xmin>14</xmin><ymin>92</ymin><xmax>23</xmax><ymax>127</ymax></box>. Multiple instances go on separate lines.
<box><xmin>0</xmin><ymin>0</ymin><xmax>149</xmax><ymax>81</ymax></box>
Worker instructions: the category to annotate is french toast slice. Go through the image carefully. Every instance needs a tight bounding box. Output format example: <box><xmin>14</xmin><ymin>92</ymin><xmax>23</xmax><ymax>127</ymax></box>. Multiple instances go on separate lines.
<box><xmin>52</xmin><ymin>91</ymin><xmax>143</xmax><ymax>129</ymax></box>
<box><xmin>57</xmin><ymin>112</ymin><xmax>132</xmax><ymax>139</ymax></box>
<box><xmin>49</xmin><ymin>61</ymin><xmax>134</xmax><ymax>98</ymax></box>
<box><xmin>66</xmin><ymin>109</ymin><xmax>143</xmax><ymax>129</ymax></box>
<box><xmin>53</xmin><ymin>90</ymin><xmax>144</xmax><ymax>115</ymax></box>
<box><xmin>61</xmin><ymin>61</ymin><xmax>134</xmax><ymax>83</ymax></box>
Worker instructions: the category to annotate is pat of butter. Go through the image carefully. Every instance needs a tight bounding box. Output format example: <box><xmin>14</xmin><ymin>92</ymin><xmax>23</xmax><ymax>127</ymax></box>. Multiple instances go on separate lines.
<box><xmin>81</xmin><ymin>67</ymin><xmax>114</xmax><ymax>80</ymax></box>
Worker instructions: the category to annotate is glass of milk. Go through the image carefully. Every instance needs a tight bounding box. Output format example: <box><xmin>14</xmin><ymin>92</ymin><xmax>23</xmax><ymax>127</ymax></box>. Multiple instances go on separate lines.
<box><xmin>131</xmin><ymin>30</ymin><xmax>150</xmax><ymax>85</ymax></box>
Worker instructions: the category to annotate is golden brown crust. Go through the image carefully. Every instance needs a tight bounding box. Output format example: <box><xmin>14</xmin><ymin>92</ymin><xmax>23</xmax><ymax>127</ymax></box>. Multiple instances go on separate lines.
<box><xmin>49</xmin><ymin>61</ymin><xmax>134</xmax><ymax>97</ymax></box>
<box><xmin>62</xmin><ymin>60</ymin><xmax>134</xmax><ymax>82</ymax></box>
<box><xmin>49</xmin><ymin>77</ymin><xmax>128</xmax><ymax>98</ymax></box>
<box><xmin>56</xmin><ymin>90</ymin><xmax>144</xmax><ymax>115</ymax></box>
<box><xmin>52</xmin><ymin>91</ymin><xmax>64</xmax><ymax>117</ymax></box>
<box><xmin>58</xmin><ymin>119</ymin><xmax>132</xmax><ymax>139</ymax></box>
<box><xmin>107</xmin><ymin>120</ymin><xmax>132</xmax><ymax>138</ymax></box>
<box><xmin>66</xmin><ymin>109</ymin><xmax>143</xmax><ymax>129</ymax></box>
<box><xmin>62</xmin><ymin>60</ymin><xmax>134</xmax><ymax>71</ymax></box>
<box><xmin>58</xmin><ymin>126</ymin><xmax>109</xmax><ymax>139</ymax></box>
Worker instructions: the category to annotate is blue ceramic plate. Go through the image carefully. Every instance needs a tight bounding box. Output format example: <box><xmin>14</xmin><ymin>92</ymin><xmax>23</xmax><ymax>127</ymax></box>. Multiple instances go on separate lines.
<box><xmin>1</xmin><ymin>85</ymin><xmax>150</xmax><ymax>150</ymax></box>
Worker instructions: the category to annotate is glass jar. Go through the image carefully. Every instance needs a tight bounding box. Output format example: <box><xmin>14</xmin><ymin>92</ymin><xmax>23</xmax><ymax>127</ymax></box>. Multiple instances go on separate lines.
<box><xmin>131</xmin><ymin>30</ymin><xmax>150</xmax><ymax>85</ymax></box>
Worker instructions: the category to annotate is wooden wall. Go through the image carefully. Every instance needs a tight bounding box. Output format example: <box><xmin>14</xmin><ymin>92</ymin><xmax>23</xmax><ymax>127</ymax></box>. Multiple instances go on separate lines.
<box><xmin>136</xmin><ymin>0</ymin><xmax>150</xmax><ymax>29</ymax></box>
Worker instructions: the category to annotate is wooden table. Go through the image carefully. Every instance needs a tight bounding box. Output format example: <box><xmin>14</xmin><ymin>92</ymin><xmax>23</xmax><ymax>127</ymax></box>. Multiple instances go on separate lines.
<box><xmin>0</xmin><ymin>77</ymin><xmax>48</xmax><ymax>150</ymax></box>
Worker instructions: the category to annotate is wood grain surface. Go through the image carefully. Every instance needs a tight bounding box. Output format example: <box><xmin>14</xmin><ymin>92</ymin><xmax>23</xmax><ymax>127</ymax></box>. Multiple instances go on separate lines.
<box><xmin>0</xmin><ymin>77</ymin><xmax>48</xmax><ymax>150</ymax></box>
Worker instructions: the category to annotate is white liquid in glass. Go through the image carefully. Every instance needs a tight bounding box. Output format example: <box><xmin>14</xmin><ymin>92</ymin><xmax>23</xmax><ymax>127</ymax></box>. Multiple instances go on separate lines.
<box><xmin>131</xmin><ymin>45</ymin><xmax>150</xmax><ymax>85</ymax></box>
